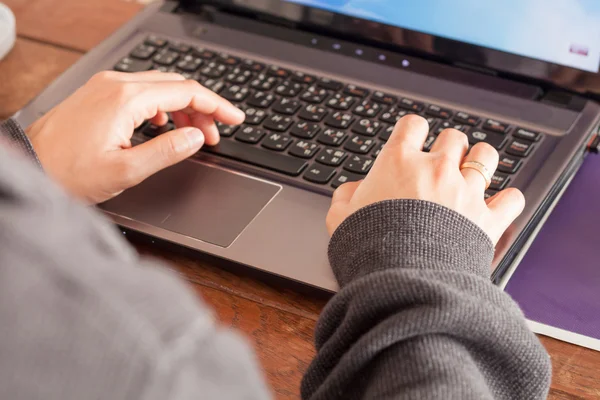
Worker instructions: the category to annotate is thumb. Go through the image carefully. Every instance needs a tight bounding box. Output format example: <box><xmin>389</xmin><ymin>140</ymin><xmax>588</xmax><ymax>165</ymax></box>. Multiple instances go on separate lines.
<box><xmin>486</xmin><ymin>188</ymin><xmax>526</xmax><ymax>244</ymax></box>
<box><xmin>326</xmin><ymin>180</ymin><xmax>362</xmax><ymax>236</ymax></box>
<box><xmin>122</xmin><ymin>127</ymin><xmax>205</xmax><ymax>185</ymax></box>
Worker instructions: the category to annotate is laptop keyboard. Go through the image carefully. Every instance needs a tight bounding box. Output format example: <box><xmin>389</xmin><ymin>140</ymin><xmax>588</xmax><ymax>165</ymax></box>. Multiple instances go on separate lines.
<box><xmin>114</xmin><ymin>35</ymin><xmax>545</xmax><ymax>198</ymax></box>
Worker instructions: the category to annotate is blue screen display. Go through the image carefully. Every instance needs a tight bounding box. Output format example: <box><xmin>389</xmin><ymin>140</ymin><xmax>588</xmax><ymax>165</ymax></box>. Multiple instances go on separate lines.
<box><xmin>286</xmin><ymin>0</ymin><xmax>600</xmax><ymax>73</ymax></box>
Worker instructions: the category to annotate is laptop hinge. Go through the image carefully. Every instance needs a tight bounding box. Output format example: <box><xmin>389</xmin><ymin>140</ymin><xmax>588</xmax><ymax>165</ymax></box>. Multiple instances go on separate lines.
<box><xmin>541</xmin><ymin>90</ymin><xmax>587</xmax><ymax>112</ymax></box>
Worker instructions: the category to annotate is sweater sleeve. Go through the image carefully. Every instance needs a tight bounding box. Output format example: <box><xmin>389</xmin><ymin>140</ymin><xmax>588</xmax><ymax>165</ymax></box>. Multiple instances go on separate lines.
<box><xmin>301</xmin><ymin>200</ymin><xmax>552</xmax><ymax>400</ymax></box>
<box><xmin>0</xmin><ymin>118</ymin><xmax>42</xmax><ymax>167</ymax></box>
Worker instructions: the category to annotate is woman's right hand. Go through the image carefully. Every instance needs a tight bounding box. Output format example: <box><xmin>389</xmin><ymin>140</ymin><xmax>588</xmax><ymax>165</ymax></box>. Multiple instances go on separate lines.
<box><xmin>326</xmin><ymin>114</ymin><xmax>525</xmax><ymax>245</ymax></box>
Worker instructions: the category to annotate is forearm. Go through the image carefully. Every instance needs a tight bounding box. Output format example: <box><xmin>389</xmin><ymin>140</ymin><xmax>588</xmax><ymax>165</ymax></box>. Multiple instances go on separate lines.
<box><xmin>0</xmin><ymin>118</ymin><xmax>41</xmax><ymax>167</ymax></box>
<box><xmin>302</xmin><ymin>200</ymin><xmax>551</xmax><ymax>400</ymax></box>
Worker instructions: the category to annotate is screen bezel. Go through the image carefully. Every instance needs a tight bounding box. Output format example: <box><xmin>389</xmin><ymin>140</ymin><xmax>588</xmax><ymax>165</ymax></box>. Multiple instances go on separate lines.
<box><xmin>182</xmin><ymin>0</ymin><xmax>600</xmax><ymax>98</ymax></box>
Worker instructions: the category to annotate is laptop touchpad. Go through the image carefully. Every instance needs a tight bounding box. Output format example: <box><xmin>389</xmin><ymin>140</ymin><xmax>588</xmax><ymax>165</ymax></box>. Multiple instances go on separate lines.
<box><xmin>99</xmin><ymin>161</ymin><xmax>280</xmax><ymax>248</ymax></box>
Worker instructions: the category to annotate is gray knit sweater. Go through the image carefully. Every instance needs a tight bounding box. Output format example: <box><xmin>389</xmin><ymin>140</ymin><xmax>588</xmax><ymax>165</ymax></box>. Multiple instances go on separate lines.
<box><xmin>0</xmin><ymin>118</ymin><xmax>551</xmax><ymax>399</ymax></box>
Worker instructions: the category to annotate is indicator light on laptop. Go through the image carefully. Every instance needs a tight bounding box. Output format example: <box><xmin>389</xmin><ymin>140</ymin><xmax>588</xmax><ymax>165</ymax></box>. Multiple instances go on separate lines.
<box><xmin>402</xmin><ymin>59</ymin><xmax>410</xmax><ymax>67</ymax></box>
<box><xmin>378</xmin><ymin>54</ymin><xmax>386</xmax><ymax>61</ymax></box>
<box><xmin>355</xmin><ymin>49</ymin><xmax>363</xmax><ymax>56</ymax></box>
<box><xmin>311</xmin><ymin>38</ymin><xmax>318</xmax><ymax>45</ymax></box>
<box><xmin>333</xmin><ymin>43</ymin><xmax>341</xmax><ymax>50</ymax></box>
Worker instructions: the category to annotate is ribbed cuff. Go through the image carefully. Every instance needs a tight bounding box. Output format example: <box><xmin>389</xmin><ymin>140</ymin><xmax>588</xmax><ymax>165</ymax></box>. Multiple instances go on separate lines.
<box><xmin>328</xmin><ymin>199</ymin><xmax>494</xmax><ymax>288</ymax></box>
<box><xmin>0</xmin><ymin>118</ymin><xmax>42</xmax><ymax>168</ymax></box>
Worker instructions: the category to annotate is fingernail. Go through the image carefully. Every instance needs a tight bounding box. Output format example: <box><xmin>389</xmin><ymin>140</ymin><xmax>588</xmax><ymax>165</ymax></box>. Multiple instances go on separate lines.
<box><xmin>183</xmin><ymin>128</ymin><xmax>204</xmax><ymax>150</ymax></box>
<box><xmin>233</xmin><ymin>107</ymin><xmax>246</xmax><ymax>121</ymax></box>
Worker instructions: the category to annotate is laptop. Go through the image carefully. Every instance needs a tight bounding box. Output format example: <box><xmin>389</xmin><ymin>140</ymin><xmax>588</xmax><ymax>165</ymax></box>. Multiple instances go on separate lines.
<box><xmin>15</xmin><ymin>0</ymin><xmax>600</xmax><ymax>291</ymax></box>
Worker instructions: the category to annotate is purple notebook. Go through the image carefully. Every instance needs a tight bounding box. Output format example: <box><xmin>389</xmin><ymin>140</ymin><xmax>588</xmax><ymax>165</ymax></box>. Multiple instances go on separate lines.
<box><xmin>504</xmin><ymin>155</ymin><xmax>600</xmax><ymax>349</ymax></box>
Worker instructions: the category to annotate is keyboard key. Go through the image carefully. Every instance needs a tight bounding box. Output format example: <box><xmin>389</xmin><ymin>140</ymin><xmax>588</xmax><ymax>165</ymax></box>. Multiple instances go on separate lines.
<box><xmin>484</xmin><ymin>190</ymin><xmax>497</xmax><ymax>200</ymax></box>
<box><xmin>506</xmin><ymin>139</ymin><xmax>534</xmax><ymax>157</ymax></box>
<box><xmin>454</xmin><ymin>111</ymin><xmax>480</xmax><ymax>126</ymax></box>
<box><xmin>327</xmin><ymin>93</ymin><xmax>357</xmax><ymax>110</ymax></box>
<box><xmin>130</xmin><ymin>44</ymin><xmax>156</xmax><ymax>60</ymax></box>
<box><xmin>273</xmin><ymin>98</ymin><xmax>302</xmax><ymax>115</ymax></box>
<box><xmin>423</xmin><ymin>135</ymin><xmax>436</xmax><ymax>152</ymax></box>
<box><xmin>291</xmin><ymin>71</ymin><xmax>317</xmax><ymax>84</ymax></box>
<box><xmin>490</xmin><ymin>173</ymin><xmax>510</xmax><ymax>190</ymax></box>
<box><xmin>216</xmin><ymin>122</ymin><xmax>238</xmax><ymax>137</ymax></box>
<box><xmin>300</xmin><ymin>86</ymin><xmax>329</xmax><ymax>104</ymax></box>
<box><xmin>114</xmin><ymin>57</ymin><xmax>152</xmax><ymax>73</ymax></box>
<box><xmin>225</xmin><ymin>67</ymin><xmax>253</xmax><ymax>84</ymax></box>
<box><xmin>426</xmin><ymin>104</ymin><xmax>453</xmax><ymax>119</ymax></box>
<box><xmin>483</xmin><ymin>119</ymin><xmax>510</xmax><ymax>134</ymax></box>
<box><xmin>318</xmin><ymin>129</ymin><xmax>347</xmax><ymax>146</ymax></box>
<box><xmin>221</xmin><ymin>85</ymin><xmax>250</xmax><ymax>102</ymax></box>
<box><xmin>169</xmin><ymin>42</ymin><xmax>191</xmax><ymax>53</ymax></box>
<box><xmin>289</xmin><ymin>141</ymin><xmax>320</xmax><ymax>159</ymax></box>
<box><xmin>497</xmin><ymin>155</ymin><xmax>522</xmax><ymax>174</ymax></box>
<box><xmin>353</xmin><ymin>99</ymin><xmax>384</xmax><ymax>118</ymax></box>
<box><xmin>267</xmin><ymin>65</ymin><xmax>290</xmax><ymax>78</ymax></box>
<box><xmin>372</xmin><ymin>142</ymin><xmax>385</xmax><ymax>158</ymax></box>
<box><xmin>371</xmin><ymin>91</ymin><xmax>398</xmax><ymax>105</ymax></box>
<box><xmin>399</xmin><ymin>98</ymin><xmax>424</xmax><ymax>112</ymax></box>
<box><xmin>145</xmin><ymin>35</ymin><xmax>167</xmax><ymax>48</ymax></box>
<box><xmin>325</xmin><ymin>112</ymin><xmax>355</xmax><ymax>129</ymax></box>
<box><xmin>434</xmin><ymin>121</ymin><xmax>469</xmax><ymax>135</ymax></box>
<box><xmin>176</xmin><ymin>54</ymin><xmax>203</xmax><ymax>72</ymax></box>
<box><xmin>318</xmin><ymin>77</ymin><xmax>343</xmax><ymax>91</ymax></box>
<box><xmin>380</xmin><ymin>107</ymin><xmax>408</xmax><ymax>124</ymax></box>
<box><xmin>142</xmin><ymin>122</ymin><xmax>174</xmax><ymax>138</ymax></box>
<box><xmin>243</xmin><ymin>107</ymin><xmax>268</xmax><ymax>125</ymax></box>
<box><xmin>344</xmin><ymin>155</ymin><xmax>374</xmax><ymax>174</ymax></box>
<box><xmin>263</xmin><ymin>114</ymin><xmax>293</xmax><ymax>132</ymax></box>
<box><xmin>199</xmin><ymin>61</ymin><xmax>228</xmax><ymax>78</ymax></box>
<box><xmin>249</xmin><ymin>74</ymin><xmax>279</xmax><ymax>91</ymax></box>
<box><xmin>235</xmin><ymin>126</ymin><xmax>266</xmax><ymax>144</ymax></box>
<box><xmin>514</xmin><ymin>127</ymin><xmax>541</xmax><ymax>142</ymax></box>
<box><xmin>303</xmin><ymin>164</ymin><xmax>336</xmax><ymax>184</ymax></box>
<box><xmin>332</xmin><ymin>171</ymin><xmax>363</xmax><ymax>188</ymax></box>
<box><xmin>316</xmin><ymin>148</ymin><xmax>348</xmax><ymax>166</ymax></box>
<box><xmin>262</xmin><ymin>133</ymin><xmax>293</xmax><ymax>151</ymax></box>
<box><xmin>344</xmin><ymin>84</ymin><xmax>370</xmax><ymax>98</ymax></box>
<box><xmin>204</xmin><ymin>140</ymin><xmax>307</xmax><ymax>176</ymax></box>
<box><xmin>379</xmin><ymin>125</ymin><xmax>395</xmax><ymax>141</ymax></box>
<box><xmin>344</xmin><ymin>135</ymin><xmax>376</xmax><ymax>154</ymax></box>
<box><xmin>298</xmin><ymin>105</ymin><xmax>327</xmax><ymax>122</ymax></box>
<box><xmin>290</xmin><ymin>121</ymin><xmax>320</xmax><ymax>139</ymax></box>
<box><xmin>352</xmin><ymin>119</ymin><xmax>383</xmax><ymax>136</ymax></box>
<box><xmin>247</xmin><ymin>91</ymin><xmax>276</xmax><ymax>108</ymax></box>
<box><xmin>151</xmin><ymin>64</ymin><xmax>177</xmax><ymax>73</ymax></box>
<box><xmin>275</xmin><ymin>81</ymin><xmax>304</xmax><ymax>97</ymax></box>
<box><xmin>193</xmin><ymin>47</ymin><xmax>216</xmax><ymax>59</ymax></box>
<box><xmin>467</xmin><ymin>130</ymin><xmax>507</xmax><ymax>150</ymax></box>
<box><xmin>153</xmin><ymin>50</ymin><xmax>179</xmax><ymax>66</ymax></box>
<box><xmin>201</xmin><ymin>78</ymin><xmax>226</xmax><ymax>94</ymax></box>
<box><xmin>239</xmin><ymin>59</ymin><xmax>265</xmax><ymax>72</ymax></box>
<box><xmin>218</xmin><ymin>53</ymin><xmax>240</xmax><ymax>66</ymax></box>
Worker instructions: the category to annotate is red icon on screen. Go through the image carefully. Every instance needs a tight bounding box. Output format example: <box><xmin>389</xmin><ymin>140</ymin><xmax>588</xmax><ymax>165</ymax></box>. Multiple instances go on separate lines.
<box><xmin>569</xmin><ymin>44</ymin><xmax>589</xmax><ymax>56</ymax></box>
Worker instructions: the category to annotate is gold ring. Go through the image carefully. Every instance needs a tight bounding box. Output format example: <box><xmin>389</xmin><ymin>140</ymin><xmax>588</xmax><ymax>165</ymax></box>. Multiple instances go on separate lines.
<box><xmin>460</xmin><ymin>161</ymin><xmax>492</xmax><ymax>189</ymax></box>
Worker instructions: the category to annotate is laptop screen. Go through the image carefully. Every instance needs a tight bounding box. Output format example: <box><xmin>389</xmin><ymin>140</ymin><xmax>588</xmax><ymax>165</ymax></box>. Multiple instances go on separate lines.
<box><xmin>185</xmin><ymin>0</ymin><xmax>600</xmax><ymax>96</ymax></box>
<box><xmin>286</xmin><ymin>0</ymin><xmax>600</xmax><ymax>74</ymax></box>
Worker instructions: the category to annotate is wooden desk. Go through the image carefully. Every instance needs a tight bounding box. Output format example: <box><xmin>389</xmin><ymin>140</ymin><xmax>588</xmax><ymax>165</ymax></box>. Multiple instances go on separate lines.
<box><xmin>1</xmin><ymin>1</ymin><xmax>599</xmax><ymax>398</ymax></box>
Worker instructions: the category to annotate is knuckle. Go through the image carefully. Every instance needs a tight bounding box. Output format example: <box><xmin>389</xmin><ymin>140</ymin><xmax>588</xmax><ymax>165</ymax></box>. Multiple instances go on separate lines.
<box><xmin>92</xmin><ymin>70</ymin><xmax>118</xmax><ymax>82</ymax></box>
<box><xmin>114</xmin><ymin>82</ymin><xmax>141</xmax><ymax>107</ymax></box>
<box><xmin>116</xmin><ymin>157</ymin><xmax>140</xmax><ymax>186</ymax></box>
<box><xmin>161</xmin><ymin>134</ymin><xmax>180</xmax><ymax>160</ymax></box>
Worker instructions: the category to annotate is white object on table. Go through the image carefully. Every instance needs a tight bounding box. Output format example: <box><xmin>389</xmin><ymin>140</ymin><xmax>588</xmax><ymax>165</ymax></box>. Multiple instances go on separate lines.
<box><xmin>0</xmin><ymin>2</ymin><xmax>16</xmax><ymax>61</ymax></box>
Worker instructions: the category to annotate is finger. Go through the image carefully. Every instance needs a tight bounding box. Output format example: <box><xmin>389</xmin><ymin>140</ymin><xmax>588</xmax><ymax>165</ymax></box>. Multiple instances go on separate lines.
<box><xmin>190</xmin><ymin>113</ymin><xmax>220</xmax><ymax>146</ymax></box>
<box><xmin>129</xmin><ymin>80</ymin><xmax>245</xmax><ymax>125</ymax></box>
<box><xmin>386</xmin><ymin>114</ymin><xmax>429</xmax><ymax>152</ymax></box>
<box><xmin>171</xmin><ymin>110</ymin><xmax>191</xmax><ymax>129</ymax></box>
<box><xmin>461</xmin><ymin>142</ymin><xmax>499</xmax><ymax>193</ymax></box>
<box><xmin>430</xmin><ymin>128</ymin><xmax>469</xmax><ymax>164</ymax></box>
<box><xmin>331</xmin><ymin>180</ymin><xmax>362</xmax><ymax>205</ymax></box>
<box><xmin>109</xmin><ymin>70</ymin><xmax>187</xmax><ymax>82</ymax></box>
<box><xmin>121</xmin><ymin>127</ymin><xmax>205</xmax><ymax>186</ymax></box>
<box><xmin>486</xmin><ymin>188</ymin><xmax>526</xmax><ymax>243</ymax></box>
<box><xmin>150</xmin><ymin>112</ymin><xmax>170</xmax><ymax>127</ymax></box>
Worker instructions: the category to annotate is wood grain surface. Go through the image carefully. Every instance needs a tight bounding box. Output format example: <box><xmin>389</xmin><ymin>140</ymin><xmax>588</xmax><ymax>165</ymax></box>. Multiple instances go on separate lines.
<box><xmin>1</xmin><ymin>1</ymin><xmax>599</xmax><ymax>398</ymax></box>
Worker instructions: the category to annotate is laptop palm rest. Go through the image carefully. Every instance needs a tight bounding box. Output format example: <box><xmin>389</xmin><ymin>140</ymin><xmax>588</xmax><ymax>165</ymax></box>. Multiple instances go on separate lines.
<box><xmin>99</xmin><ymin>161</ymin><xmax>280</xmax><ymax>248</ymax></box>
